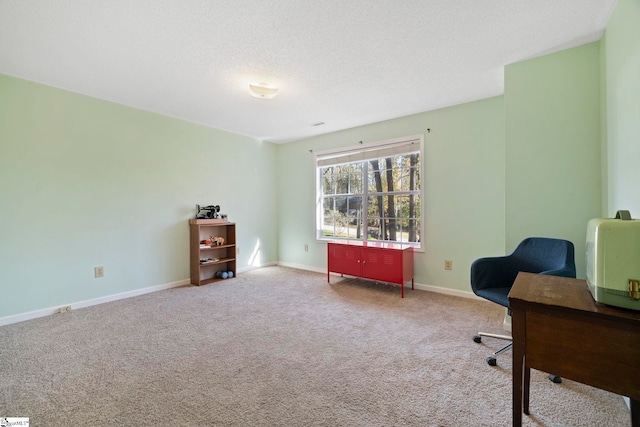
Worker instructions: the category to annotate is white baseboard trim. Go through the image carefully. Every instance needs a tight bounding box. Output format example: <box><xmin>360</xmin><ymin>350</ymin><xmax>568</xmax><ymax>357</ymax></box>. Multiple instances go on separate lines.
<box><xmin>277</xmin><ymin>261</ymin><xmax>327</xmax><ymax>274</ymax></box>
<box><xmin>1</xmin><ymin>263</ymin><xmax>481</xmax><ymax>327</ymax></box>
<box><xmin>413</xmin><ymin>282</ymin><xmax>482</xmax><ymax>300</ymax></box>
<box><xmin>0</xmin><ymin>278</ymin><xmax>190</xmax><ymax>327</ymax></box>
<box><xmin>277</xmin><ymin>261</ymin><xmax>482</xmax><ymax>300</ymax></box>
<box><xmin>1</xmin><ymin>263</ymin><xmax>283</xmax><ymax>327</ymax></box>
<box><xmin>238</xmin><ymin>261</ymin><xmax>278</xmax><ymax>273</ymax></box>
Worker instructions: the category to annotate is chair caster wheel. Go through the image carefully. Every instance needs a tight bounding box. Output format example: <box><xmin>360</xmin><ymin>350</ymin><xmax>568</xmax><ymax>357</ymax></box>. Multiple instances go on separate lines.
<box><xmin>486</xmin><ymin>357</ymin><xmax>497</xmax><ymax>366</ymax></box>
<box><xmin>548</xmin><ymin>374</ymin><xmax>562</xmax><ymax>384</ymax></box>
<box><xmin>473</xmin><ymin>335</ymin><xmax>482</xmax><ymax>343</ymax></box>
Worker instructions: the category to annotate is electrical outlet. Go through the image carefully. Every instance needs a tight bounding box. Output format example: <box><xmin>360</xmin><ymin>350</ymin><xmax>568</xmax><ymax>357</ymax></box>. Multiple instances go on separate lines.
<box><xmin>444</xmin><ymin>260</ymin><xmax>453</xmax><ymax>271</ymax></box>
<box><xmin>94</xmin><ymin>266</ymin><xmax>104</xmax><ymax>278</ymax></box>
<box><xmin>304</xmin><ymin>244</ymin><xmax>309</xmax><ymax>252</ymax></box>
<box><xmin>236</xmin><ymin>247</ymin><xmax>240</xmax><ymax>255</ymax></box>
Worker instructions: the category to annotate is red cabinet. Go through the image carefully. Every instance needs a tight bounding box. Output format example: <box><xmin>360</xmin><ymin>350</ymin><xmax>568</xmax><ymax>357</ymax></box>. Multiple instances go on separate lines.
<box><xmin>327</xmin><ymin>241</ymin><xmax>414</xmax><ymax>297</ymax></box>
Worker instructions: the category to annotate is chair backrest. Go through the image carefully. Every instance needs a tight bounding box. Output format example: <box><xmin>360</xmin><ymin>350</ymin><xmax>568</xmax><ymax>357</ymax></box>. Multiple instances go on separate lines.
<box><xmin>510</xmin><ymin>237</ymin><xmax>576</xmax><ymax>277</ymax></box>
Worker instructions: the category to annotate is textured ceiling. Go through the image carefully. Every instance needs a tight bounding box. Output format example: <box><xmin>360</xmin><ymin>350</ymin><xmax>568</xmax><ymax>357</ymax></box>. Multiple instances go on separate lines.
<box><xmin>0</xmin><ymin>1</ymin><xmax>617</xmax><ymax>143</ymax></box>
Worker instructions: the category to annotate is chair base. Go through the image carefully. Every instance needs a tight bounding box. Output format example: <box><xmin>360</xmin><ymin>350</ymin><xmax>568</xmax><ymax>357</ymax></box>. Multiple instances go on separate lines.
<box><xmin>474</xmin><ymin>332</ymin><xmax>512</xmax><ymax>366</ymax></box>
<box><xmin>472</xmin><ymin>332</ymin><xmax>563</xmax><ymax>383</ymax></box>
<box><xmin>548</xmin><ymin>374</ymin><xmax>562</xmax><ymax>383</ymax></box>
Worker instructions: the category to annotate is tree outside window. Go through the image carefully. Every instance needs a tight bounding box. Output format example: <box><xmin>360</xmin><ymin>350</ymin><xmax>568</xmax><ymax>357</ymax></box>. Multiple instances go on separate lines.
<box><xmin>316</xmin><ymin>136</ymin><xmax>422</xmax><ymax>247</ymax></box>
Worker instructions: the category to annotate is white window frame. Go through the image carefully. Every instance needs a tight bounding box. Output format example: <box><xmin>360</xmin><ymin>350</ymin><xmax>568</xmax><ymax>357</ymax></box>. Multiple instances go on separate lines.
<box><xmin>315</xmin><ymin>134</ymin><xmax>424</xmax><ymax>249</ymax></box>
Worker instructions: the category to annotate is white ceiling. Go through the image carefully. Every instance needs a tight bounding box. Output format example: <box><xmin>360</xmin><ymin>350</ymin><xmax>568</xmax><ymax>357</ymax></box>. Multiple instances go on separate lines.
<box><xmin>0</xmin><ymin>1</ymin><xmax>617</xmax><ymax>143</ymax></box>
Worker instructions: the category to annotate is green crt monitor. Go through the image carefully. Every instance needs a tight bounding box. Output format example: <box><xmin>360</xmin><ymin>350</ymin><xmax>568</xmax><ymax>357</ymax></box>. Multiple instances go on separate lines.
<box><xmin>586</xmin><ymin>212</ymin><xmax>640</xmax><ymax>311</ymax></box>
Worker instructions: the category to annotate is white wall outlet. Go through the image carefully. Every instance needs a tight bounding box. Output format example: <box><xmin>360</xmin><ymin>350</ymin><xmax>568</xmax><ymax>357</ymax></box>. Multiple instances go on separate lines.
<box><xmin>444</xmin><ymin>260</ymin><xmax>453</xmax><ymax>271</ymax></box>
<box><xmin>94</xmin><ymin>266</ymin><xmax>104</xmax><ymax>278</ymax></box>
<box><xmin>304</xmin><ymin>244</ymin><xmax>309</xmax><ymax>252</ymax></box>
<box><xmin>236</xmin><ymin>247</ymin><xmax>240</xmax><ymax>255</ymax></box>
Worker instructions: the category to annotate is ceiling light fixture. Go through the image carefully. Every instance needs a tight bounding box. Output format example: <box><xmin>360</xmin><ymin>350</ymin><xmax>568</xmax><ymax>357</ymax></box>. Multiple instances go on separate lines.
<box><xmin>249</xmin><ymin>82</ymin><xmax>279</xmax><ymax>99</ymax></box>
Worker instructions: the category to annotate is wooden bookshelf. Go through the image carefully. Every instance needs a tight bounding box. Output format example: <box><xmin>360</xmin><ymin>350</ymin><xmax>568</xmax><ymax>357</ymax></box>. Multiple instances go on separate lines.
<box><xmin>189</xmin><ymin>219</ymin><xmax>236</xmax><ymax>286</ymax></box>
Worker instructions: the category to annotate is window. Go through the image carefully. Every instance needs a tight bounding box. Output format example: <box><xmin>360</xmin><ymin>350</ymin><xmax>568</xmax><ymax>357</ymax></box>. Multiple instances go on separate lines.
<box><xmin>316</xmin><ymin>135</ymin><xmax>423</xmax><ymax>248</ymax></box>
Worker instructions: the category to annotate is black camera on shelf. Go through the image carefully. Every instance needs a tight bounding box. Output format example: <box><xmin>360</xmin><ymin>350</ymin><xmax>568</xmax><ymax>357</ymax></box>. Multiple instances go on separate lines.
<box><xmin>196</xmin><ymin>204</ymin><xmax>220</xmax><ymax>219</ymax></box>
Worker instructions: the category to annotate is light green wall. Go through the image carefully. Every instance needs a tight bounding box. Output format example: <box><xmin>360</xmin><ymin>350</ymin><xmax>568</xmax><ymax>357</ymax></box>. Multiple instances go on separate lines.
<box><xmin>4</xmin><ymin>0</ymin><xmax>637</xmax><ymax>318</ymax></box>
<box><xmin>599</xmin><ymin>26</ymin><xmax>609</xmax><ymax>217</ymax></box>
<box><xmin>504</xmin><ymin>43</ymin><xmax>602</xmax><ymax>278</ymax></box>
<box><xmin>602</xmin><ymin>0</ymin><xmax>640</xmax><ymax>217</ymax></box>
<box><xmin>279</xmin><ymin>40</ymin><xmax>609</xmax><ymax>288</ymax></box>
<box><xmin>277</xmin><ymin>96</ymin><xmax>506</xmax><ymax>292</ymax></box>
<box><xmin>0</xmin><ymin>74</ymin><xmax>279</xmax><ymax>318</ymax></box>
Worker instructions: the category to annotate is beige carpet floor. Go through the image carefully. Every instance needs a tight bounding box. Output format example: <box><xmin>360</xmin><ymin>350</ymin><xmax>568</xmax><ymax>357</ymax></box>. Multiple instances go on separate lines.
<box><xmin>0</xmin><ymin>266</ymin><xmax>631</xmax><ymax>426</ymax></box>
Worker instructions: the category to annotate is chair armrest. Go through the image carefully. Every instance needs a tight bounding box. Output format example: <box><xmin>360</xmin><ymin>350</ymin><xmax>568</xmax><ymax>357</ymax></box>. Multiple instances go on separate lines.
<box><xmin>470</xmin><ymin>256</ymin><xmax>518</xmax><ymax>292</ymax></box>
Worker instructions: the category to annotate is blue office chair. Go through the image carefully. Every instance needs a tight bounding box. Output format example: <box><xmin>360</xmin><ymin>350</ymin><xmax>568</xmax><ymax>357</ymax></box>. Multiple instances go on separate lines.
<box><xmin>471</xmin><ymin>237</ymin><xmax>576</xmax><ymax>380</ymax></box>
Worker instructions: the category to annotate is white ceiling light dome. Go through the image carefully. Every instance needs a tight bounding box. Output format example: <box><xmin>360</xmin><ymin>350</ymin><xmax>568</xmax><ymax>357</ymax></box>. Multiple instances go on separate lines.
<box><xmin>249</xmin><ymin>82</ymin><xmax>280</xmax><ymax>99</ymax></box>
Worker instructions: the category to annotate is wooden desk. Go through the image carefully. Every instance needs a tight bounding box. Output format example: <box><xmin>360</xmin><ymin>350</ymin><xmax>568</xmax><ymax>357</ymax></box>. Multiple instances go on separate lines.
<box><xmin>509</xmin><ymin>272</ymin><xmax>640</xmax><ymax>427</ymax></box>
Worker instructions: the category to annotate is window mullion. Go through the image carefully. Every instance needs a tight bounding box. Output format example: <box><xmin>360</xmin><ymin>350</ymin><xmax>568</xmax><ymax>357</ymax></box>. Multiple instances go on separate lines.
<box><xmin>362</xmin><ymin>161</ymin><xmax>368</xmax><ymax>241</ymax></box>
